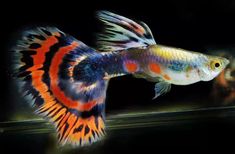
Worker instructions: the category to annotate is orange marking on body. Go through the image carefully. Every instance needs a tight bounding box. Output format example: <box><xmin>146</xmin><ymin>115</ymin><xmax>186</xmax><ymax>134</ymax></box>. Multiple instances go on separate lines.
<box><xmin>149</xmin><ymin>62</ymin><xmax>161</xmax><ymax>74</ymax></box>
<box><xmin>125</xmin><ymin>61</ymin><xmax>138</xmax><ymax>73</ymax></box>
<box><xmin>163</xmin><ymin>74</ymin><xmax>171</xmax><ymax>80</ymax></box>
<box><xmin>49</xmin><ymin>41</ymin><xmax>98</xmax><ymax>111</ymax></box>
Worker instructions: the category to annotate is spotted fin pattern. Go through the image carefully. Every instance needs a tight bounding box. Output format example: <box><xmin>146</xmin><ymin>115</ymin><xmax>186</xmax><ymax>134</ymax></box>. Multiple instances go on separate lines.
<box><xmin>96</xmin><ymin>11</ymin><xmax>156</xmax><ymax>52</ymax></box>
<box><xmin>14</xmin><ymin>27</ymin><xmax>106</xmax><ymax>147</ymax></box>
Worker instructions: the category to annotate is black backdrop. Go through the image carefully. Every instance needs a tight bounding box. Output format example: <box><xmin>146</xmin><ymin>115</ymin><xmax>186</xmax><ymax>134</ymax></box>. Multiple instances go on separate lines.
<box><xmin>1</xmin><ymin>0</ymin><xmax>235</xmax><ymax>153</ymax></box>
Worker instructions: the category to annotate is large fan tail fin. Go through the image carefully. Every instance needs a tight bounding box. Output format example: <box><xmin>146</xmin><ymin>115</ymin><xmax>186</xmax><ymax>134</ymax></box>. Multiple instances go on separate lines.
<box><xmin>13</xmin><ymin>27</ymin><xmax>107</xmax><ymax>147</ymax></box>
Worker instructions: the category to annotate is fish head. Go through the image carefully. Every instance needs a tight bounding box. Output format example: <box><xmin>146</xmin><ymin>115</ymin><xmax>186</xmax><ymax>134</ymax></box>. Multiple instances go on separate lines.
<box><xmin>199</xmin><ymin>55</ymin><xmax>230</xmax><ymax>81</ymax></box>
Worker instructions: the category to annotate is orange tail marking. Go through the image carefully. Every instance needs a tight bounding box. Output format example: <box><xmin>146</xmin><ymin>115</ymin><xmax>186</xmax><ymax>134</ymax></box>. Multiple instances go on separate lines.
<box><xmin>29</xmin><ymin>36</ymin><xmax>59</xmax><ymax>114</ymax></box>
<box><xmin>57</xmin><ymin>112</ymin><xmax>71</xmax><ymax>130</ymax></box>
<box><xmin>47</xmin><ymin>103</ymin><xmax>62</xmax><ymax>117</ymax></box>
<box><xmin>58</xmin><ymin>113</ymin><xmax>78</xmax><ymax>143</ymax></box>
<box><xmin>49</xmin><ymin>41</ymin><xmax>98</xmax><ymax>111</ymax></box>
<box><xmin>67</xmin><ymin>116</ymin><xmax>105</xmax><ymax>145</ymax></box>
<box><xmin>27</xmin><ymin>36</ymin><xmax>59</xmax><ymax>72</ymax></box>
<box><xmin>51</xmin><ymin>108</ymin><xmax>67</xmax><ymax>124</ymax></box>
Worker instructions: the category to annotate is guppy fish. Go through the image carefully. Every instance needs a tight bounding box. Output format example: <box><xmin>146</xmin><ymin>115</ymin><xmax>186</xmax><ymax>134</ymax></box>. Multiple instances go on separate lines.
<box><xmin>13</xmin><ymin>11</ymin><xmax>229</xmax><ymax>147</ymax></box>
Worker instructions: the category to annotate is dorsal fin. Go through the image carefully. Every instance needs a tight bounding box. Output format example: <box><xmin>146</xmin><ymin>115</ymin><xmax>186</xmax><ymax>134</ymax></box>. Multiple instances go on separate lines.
<box><xmin>96</xmin><ymin>11</ymin><xmax>156</xmax><ymax>52</ymax></box>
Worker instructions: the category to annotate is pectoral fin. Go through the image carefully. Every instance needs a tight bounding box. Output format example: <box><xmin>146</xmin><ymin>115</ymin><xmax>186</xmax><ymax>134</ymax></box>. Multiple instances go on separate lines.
<box><xmin>153</xmin><ymin>81</ymin><xmax>171</xmax><ymax>99</ymax></box>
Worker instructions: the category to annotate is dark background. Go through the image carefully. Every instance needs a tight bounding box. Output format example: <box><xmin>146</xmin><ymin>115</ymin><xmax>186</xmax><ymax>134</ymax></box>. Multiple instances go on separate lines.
<box><xmin>1</xmin><ymin>0</ymin><xmax>235</xmax><ymax>153</ymax></box>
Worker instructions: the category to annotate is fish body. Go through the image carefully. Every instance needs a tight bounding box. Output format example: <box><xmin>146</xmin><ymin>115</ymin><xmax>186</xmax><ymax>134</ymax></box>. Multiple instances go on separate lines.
<box><xmin>131</xmin><ymin>45</ymin><xmax>229</xmax><ymax>85</ymax></box>
<box><xmin>93</xmin><ymin>44</ymin><xmax>228</xmax><ymax>85</ymax></box>
<box><xmin>13</xmin><ymin>11</ymin><xmax>229</xmax><ymax>147</ymax></box>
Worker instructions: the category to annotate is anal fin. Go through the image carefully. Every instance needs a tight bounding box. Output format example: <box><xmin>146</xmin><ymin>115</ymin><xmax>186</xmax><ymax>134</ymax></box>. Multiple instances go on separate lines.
<box><xmin>153</xmin><ymin>81</ymin><xmax>171</xmax><ymax>99</ymax></box>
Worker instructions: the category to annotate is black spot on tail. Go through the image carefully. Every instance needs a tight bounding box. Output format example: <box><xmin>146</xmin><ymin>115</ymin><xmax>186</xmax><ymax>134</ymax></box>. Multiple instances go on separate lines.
<box><xmin>84</xmin><ymin>126</ymin><xmax>90</xmax><ymax>136</ymax></box>
<box><xmin>29</xmin><ymin>34</ymin><xmax>46</xmax><ymax>40</ymax></box>
<box><xmin>41</xmin><ymin>28</ymin><xmax>52</xmax><ymax>36</ymax></box>
<box><xmin>73</xmin><ymin>124</ymin><xmax>84</xmax><ymax>133</ymax></box>
<box><xmin>29</xmin><ymin>43</ymin><xmax>41</xmax><ymax>49</ymax></box>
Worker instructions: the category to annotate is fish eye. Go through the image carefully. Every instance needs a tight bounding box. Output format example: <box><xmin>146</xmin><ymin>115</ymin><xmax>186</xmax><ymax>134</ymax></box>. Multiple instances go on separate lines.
<box><xmin>215</xmin><ymin>62</ymin><xmax>220</xmax><ymax>68</ymax></box>
<box><xmin>210</xmin><ymin>60</ymin><xmax>221</xmax><ymax>70</ymax></box>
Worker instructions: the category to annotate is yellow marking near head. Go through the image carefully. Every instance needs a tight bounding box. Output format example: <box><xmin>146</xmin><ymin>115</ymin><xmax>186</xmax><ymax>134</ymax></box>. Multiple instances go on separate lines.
<box><xmin>150</xmin><ymin>45</ymin><xmax>197</xmax><ymax>61</ymax></box>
